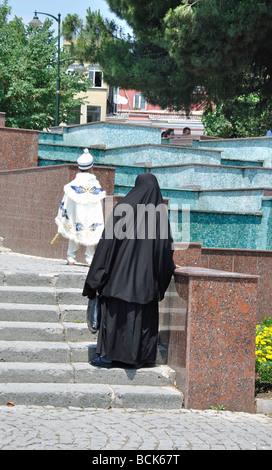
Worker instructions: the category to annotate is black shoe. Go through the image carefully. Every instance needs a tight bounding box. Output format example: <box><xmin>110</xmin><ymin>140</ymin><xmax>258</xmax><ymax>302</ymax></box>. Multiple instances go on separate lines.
<box><xmin>112</xmin><ymin>361</ymin><xmax>155</xmax><ymax>369</ymax></box>
<box><xmin>133</xmin><ymin>362</ymin><xmax>156</xmax><ymax>369</ymax></box>
<box><xmin>91</xmin><ymin>356</ymin><xmax>112</xmax><ymax>368</ymax></box>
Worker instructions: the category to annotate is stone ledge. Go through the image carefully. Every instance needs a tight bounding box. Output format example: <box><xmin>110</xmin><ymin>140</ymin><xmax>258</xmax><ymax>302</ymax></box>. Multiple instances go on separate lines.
<box><xmin>174</xmin><ymin>266</ymin><xmax>259</xmax><ymax>280</ymax></box>
<box><xmin>0</xmin><ymin>126</ymin><xmax>39</xmax><ymax>134</ymax></box>
<box><xmin>255</xmin><ymin>395</ymin><xmax>272</xmax><ymax>414</ymax></box>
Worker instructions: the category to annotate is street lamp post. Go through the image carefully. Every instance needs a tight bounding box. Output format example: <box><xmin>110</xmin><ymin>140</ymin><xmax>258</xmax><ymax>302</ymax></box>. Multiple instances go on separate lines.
<box><xmin>29</xmin><ymin>11</ymin><xmax>61</xmax><ymax>126</ymax></box>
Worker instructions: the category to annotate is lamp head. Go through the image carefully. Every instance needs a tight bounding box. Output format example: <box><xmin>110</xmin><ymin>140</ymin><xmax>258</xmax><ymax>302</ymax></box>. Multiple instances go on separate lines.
<box><xmin>29</xmin><ymin>12</ymin><xmax>43</xmax><ymax>27</ymax></box>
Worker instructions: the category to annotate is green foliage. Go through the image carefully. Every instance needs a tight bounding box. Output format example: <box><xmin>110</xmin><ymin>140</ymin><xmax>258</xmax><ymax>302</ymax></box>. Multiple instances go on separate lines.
<box><xmin>202</xmin><ymin>94</ymin><xmax>272</xmax><ymax>138</ymax></box>
<box><xmin>261</xmin><ymin>317</ymin><xmax>272</xmax><ymax>328</ymax></box>
<box><xmin>202</xmin><ymin>105</ymin><xmax>233</xmax><ymax>138</ymax></box>
<box><xmin>0</xmin><ymin>0</ymin><xmax>88</xmax><ymax>129</ymax></box>
<box><xmin>255</xmin><ymin>317</ymin><xmax>272</xmax><ymax>394</ymax></box>
<box><xmin>255</xmin><ymin>361</ymin><xmax>272</xmax><ymax>394</ymax></box>
<box><xmin>62</xmin><ymin>0</ymin><xmax>272</xmax><ymax>115</ymax></box>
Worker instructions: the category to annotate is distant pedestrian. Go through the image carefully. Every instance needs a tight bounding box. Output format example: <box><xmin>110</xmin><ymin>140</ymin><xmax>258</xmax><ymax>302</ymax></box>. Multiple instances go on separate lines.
<box><xmin>183</xmin><ymin>127</ymin><xmax>191</xmax><ymax>136</ymax></box>
<box><xmin>161</xmin><ymin>128</ymin><xmax>174</xmax><ymax>139</ymax></box>
<box><xmin>55</xmin><ymin>149</ymin><xmax>106</xmax><ymax>266</ymax></box>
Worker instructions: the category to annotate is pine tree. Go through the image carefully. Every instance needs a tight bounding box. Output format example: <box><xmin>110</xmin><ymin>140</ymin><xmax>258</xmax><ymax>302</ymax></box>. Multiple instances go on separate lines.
<box><xmin>62</xmin><ymin>0</ymin><xmax>272</xmax><ymax>117</ymax></box>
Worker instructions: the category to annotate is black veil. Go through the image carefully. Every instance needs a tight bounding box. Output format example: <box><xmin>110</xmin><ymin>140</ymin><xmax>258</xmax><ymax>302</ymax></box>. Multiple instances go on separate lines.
<box><xmin>83</xmin><ymin>173</ymin><xmax>175</xmax><ymax>304</ymax></box>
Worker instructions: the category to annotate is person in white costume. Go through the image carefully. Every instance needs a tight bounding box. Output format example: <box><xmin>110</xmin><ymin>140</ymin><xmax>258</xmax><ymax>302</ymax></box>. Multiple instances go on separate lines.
<box><xmin>55</xmin><ymin>149</ymin><xmax>106</xmax><ymax>265</ymax></box>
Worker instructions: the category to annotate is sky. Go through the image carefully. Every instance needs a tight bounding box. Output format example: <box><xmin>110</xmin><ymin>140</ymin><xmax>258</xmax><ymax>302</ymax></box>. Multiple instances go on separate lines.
<box><xmin>7</xmin><ymin>0</ymin><xmax>131</xmax><ymax>34</ymax></box>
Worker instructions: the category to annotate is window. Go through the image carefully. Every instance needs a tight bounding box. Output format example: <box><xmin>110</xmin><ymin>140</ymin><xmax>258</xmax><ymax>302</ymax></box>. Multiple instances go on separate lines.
<box><xmin>88</xmin><ymin>66</ymin><xmax>103</xmax><ymax>87</ymax></box>
<box><xmin>66</xmin><ymin>105</ymin><xmax>81</xmax><ymax>125</ymax></box>
<box><xmin>134</xmin><ymin>93</ymin><xmax>147</xmax><ymax>110</ymax></box>
<box><xmin>87</xmin><ymin>105</ymin><xmax>102</xmax><ymax>122</ymax></box>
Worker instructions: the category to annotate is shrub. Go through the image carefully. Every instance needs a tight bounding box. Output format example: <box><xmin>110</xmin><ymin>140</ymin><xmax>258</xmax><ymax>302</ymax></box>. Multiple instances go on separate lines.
<box><xmin>255</xmin><ymin>317</ymin><xmax>272</xmax><ymax>393</ymax></box>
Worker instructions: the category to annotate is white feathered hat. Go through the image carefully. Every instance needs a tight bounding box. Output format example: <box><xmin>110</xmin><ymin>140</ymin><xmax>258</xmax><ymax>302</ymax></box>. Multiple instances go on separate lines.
<box><xmin>77</xmin><ymin>148</ymin><xmax>94</xmax><ymax>170</ymax></box>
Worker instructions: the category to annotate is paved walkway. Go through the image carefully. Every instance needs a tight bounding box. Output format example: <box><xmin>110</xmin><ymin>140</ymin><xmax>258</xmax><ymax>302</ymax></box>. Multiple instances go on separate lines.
<box><xmin>0</xmin><ymin>405</ymin><xmax>271</xmax><ymax>450</ymax></box>
<box><xmin>0</xmin><ymin>250</ymin><xmax>89</xmax><ymax>274</ymax></box>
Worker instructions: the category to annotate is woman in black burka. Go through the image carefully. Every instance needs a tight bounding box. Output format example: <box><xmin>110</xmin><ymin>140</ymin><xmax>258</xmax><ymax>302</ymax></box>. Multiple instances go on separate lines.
<box><xmin>82</xmin><ymin>173</ymin><xmax>176</xmax><ymax>368</ymax></box>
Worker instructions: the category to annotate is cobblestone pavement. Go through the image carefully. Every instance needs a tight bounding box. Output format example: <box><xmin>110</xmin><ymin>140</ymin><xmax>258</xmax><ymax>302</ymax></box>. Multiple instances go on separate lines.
<box><xmin>0</xmin><ymin>405</ymin><xmax>271</xmax><ymax>451</ymax></box>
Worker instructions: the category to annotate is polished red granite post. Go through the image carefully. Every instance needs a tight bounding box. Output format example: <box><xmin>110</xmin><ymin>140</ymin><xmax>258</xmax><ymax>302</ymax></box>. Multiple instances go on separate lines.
<box><xmin>0</xmin><ymin>127</ymin><xmax>39</xmax><ymax>170</ymax></box>
<box><xmin>172</xmin><ymin>267</ymin><xmax>259</xmax><ymax>413</ymax></box>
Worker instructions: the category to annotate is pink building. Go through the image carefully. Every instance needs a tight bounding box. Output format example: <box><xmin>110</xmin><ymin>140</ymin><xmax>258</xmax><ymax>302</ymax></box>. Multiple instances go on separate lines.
<box><xmin>109</xmin><ymin>88</ymin><xmax>204</xmax><ymax>134</ymax></box>
<box><xmin>117</xmin><ymin>89</ymin><xmax>161</xmax><ymax>114</ymax></box>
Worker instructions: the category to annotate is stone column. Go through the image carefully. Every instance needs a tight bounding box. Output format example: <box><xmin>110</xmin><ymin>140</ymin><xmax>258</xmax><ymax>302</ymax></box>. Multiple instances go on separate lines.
<box><xmin>171</xmin><ymin>266</ymin><xmax>258</xmax><ymax>413</ymax></box>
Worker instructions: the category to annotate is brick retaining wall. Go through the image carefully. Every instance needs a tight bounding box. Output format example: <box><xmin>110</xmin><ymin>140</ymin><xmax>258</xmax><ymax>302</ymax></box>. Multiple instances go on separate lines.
<box><xmin>0</xmin><ymin>164</ymin><xmax>115</xmax><ymax>260</ymax></box>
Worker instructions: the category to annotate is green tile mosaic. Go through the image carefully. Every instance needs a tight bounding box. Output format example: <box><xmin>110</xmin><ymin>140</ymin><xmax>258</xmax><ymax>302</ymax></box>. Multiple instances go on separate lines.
<box><xmin>221</xmin><ymin>159</ymin><xmax>263</xmax><ymax>167</ymax></box>
<box><xmin>46</xmin><ymin>122</ymin><xmax>162</xmax><ymax>148</ymax></box>
<box><xmin>172</xmin><ymin>210</ymin><xmax>262</xmax><ymax>249</ymax></box>
<box><xmin>194</xmin><ymin>137</ymin><xmax>272</xmax><ymax>167</ymax></box>
<box><xmin>37</xmin><ymin>126</ymin><xmax>272</xmax><ymax>250</ymax></box>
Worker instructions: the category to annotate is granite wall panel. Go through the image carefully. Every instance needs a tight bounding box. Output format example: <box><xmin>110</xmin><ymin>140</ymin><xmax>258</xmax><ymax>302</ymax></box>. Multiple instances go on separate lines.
<box><xmin>0</xmin><ymin>127</ymin><xmax>39</xmax><ymax>170</ymax></box>
<box><xmin>203</xmin><ymin>248</ymin><xmax>271</xmax><ymax>323</ymax></box>
<box><xmin>174</xmin><ymin>244</ymin><xmax>272</xmax><ymax>323</ymax></box>
<box><xmin>0</xmin><ymin>164</ymin><xmax>115</xmax><ymax>261</ymax></box>
<box><xmin>172</xmin><ymin>267</ymin><xmax>258</xmax><ymax>413</ymax></box>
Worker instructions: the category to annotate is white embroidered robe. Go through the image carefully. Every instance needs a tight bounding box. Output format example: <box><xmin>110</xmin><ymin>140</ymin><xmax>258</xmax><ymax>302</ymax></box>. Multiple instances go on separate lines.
<box><xmin>55</xmin><ymin>172</ymin><xmax>106</xmax><ymax>247</ymax></box>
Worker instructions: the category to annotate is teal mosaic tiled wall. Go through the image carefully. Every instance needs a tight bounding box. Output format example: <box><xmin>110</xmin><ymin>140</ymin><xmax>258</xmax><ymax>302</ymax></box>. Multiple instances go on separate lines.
<box><xmin>112</xmin><ymin>183</ymin><xmax>266</xmax><ymax>248</ymax></box>
<box><xmin>38</xmin><ymin>142</ymin><xmax>222</xmax><ymax>167</ymax></box>
<box><xmin>221</xmin><ymin>159</ymin><xmax>262</xmax><ymax>167</ymax></box>
<box><xmin>194</xmin><ymin>137</ymin><xmax>272</xmax><ymax>167</ymax></box>
<box><xmin>40</xmin><ymin>122</ymin><xmax>162</xmax><ymax>148</ymax></box>
<box><xmin>174</xmin><ymin>210</ymin><xmax>263</xmax><ymax>249</ymax></box>
<box><xmin>151</xmin><ymin>164</ymin><xmax>272</xmax><ymax>190</ymax></box>
<box><xmin>38</xmin><ymin>125</ymin><xmax>272</xmax><ymax>250</ymax></box>
<box><xmin>115</xmin><ymin>184</ymin><xmax>265</xmax><ymax>214</ymax></box>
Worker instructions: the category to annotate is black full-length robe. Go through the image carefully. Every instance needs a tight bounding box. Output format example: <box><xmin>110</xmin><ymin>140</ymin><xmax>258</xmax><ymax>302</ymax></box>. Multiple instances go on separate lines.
<box><xmin>83</xmin><ymin>173</ymin><xmax>176</xmax><ymax>365</ymax></box>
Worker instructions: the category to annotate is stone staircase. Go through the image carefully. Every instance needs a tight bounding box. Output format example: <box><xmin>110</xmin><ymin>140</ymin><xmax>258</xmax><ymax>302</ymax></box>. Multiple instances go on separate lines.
<box><xmin>0</xmin><ymin>268</ymin><xmax>183</xmax><ymax>409</ymax></box>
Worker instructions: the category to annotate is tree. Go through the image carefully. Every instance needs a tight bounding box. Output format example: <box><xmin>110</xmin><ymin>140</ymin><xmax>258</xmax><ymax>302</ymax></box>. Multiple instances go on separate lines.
<box><xmin>202</xmin><ymin>96</ymin><xmax>272</xmax><ymax>138</ymax></box>
<box><xmin>0</xmin><ymin>0</ymin><xmax>89</xmax><ymax>129</ymax></box>
<box><xmin>62</xmin><ymin>1</ymin><xmax>272</xmax><ymax>121</ymax></box>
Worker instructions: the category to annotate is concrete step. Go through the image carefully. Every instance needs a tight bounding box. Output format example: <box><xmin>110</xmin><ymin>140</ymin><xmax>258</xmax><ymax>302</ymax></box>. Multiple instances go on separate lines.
<box><xmin>2</xmin><ymin>271</ymin><xmax>87</xmax><ymax>289</ymax></box>
<box><xmin>54</xmin><ymin>273</ymin><xmax>87</xmax><ymax>289</ymax></box>
<box><xmin>0</xmin><ymin>321</ymin><xmax>96</xmax><ymax>342</ymax></box>
<box><xmin>0</xmin><ymin>286</ymin><xmax>88</xmax><ymax>305</ymax></box>
<box><xmin>0</xmin><ymin>303</ymin><xmax>60</xmax><ymax>322</ymax></box>
<box><xmin>0</xmin><ymin>340</ymin><xmax>90</xmax><ymax>363</ymax></box>
<box><xmin>0</xmin><ymin>303</ymin><xmax>86</xmax><ymax>323</ymax></box>
<box><xmin>0</xmin><ymin>321</ymin><xmax>63</xmax><ymax>342</ymax></box>
<box><xmin>0</xmin><ymin>341</ymin><xmax>167</xmax><ymax>365</ymax></box>
<box><xmin>0</xmin><ymin>382</ymin><xmax>183</xmax><ymax>409</ymax></box>
<box><xmin>2</xmin><ymin>272</ymin><xmax>55</xmax><ymax>287</ymax></box>
<box><xmin>60</xmin><ymin>305</ymin><xmax>87</xmax><ymax>323</ymax></box>
<box><xmin>0</xmin><ymin>362</ymin><xmax>176</xmax><ymax>386</ymax></box>
<box><xmin>0</xmin><ymin>265</ymin><xmax>178</xmax><ymax>410</ymax></box>
<box><xmin>0</xmin><ymin>286</ymin><xmax>56</xmax><ymax>305</ymax></box>
<box><xmin>57</xmin><ymin>288</ymin><xmax>88</xmax><ymax>306</ymax></box>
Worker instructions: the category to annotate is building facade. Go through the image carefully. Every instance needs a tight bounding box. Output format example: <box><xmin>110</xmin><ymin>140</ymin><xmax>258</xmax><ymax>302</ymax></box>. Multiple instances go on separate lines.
<box><xmin>66</xmin><ymin>64</ymin><xmax>113</xmax><ymax>125</ymax></box>
<box><xmin>65</xmin><ymin>63</ymin><xmax>203</xmax><ymax>135</ymax></box>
